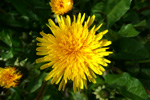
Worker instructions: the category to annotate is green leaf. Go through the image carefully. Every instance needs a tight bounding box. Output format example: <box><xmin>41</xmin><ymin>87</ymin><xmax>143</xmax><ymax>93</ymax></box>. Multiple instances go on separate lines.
<box><xmin>25</xmin><ymin>70</ymin><xmax>44</xmax><ymax>93</ymax></box>
<box><xmin>122</xmin><ymin>11</ymin><xmax>139</xmax><ymax>24</ymax></box>
<box><xmin>71</xmin><ymin>91</ymin><xmax>87</xmax><ymax>100</ymax></box>
<box><xmin>134</xmin><ymin>20</ymin><xmax>146</xmax><ymax>27</ymax></box>
<box><xmin>125</xmin><ymin>62</ymin><xmax>140</xmax><ymax>76</ymax></box>
<box><xmin>11</xmin><ymin>0</ymin><xmax>38</xmax><ymax>20</ymax></box>
<box><xmin>0</xmin><ymin>30</ymin><xmax>12</xmax><ymax>47</ymax></box>
<box><xmin>106</xmin><ymin>0</ymin><xmax>132</xmax><ymax>27</ymax></box>
<box><xmin>1</xmin><ymin>49</ymin><xmax>14</xmax><ymax>59</ymax></box>
<box><xmin>104</xmin><ymin>0</ymin><xmax>120</xmax><ymax>14</ymax></box>
<box><xmin>30</xmin><ymin>78</ymin><xmax>42</xmax><ymax>93</ymax></box>
<box><xmin>112</xmin><ymin>38</ymin><xmax>149</xmax><ymax>59</ymax></box>
<box><xmin>105</xmin><ymin>29</ymin><xmax>120</xmax><ymax>41</ymax></box>
<box><xmin>0</xmin><ymin>13</ymin><xmax>30</xmax><ymax>29</ymax></box>
<box><xmin>10</xmin><ymin>88</ymin><xmax>21</xmax><ymax>100</ymax></box>
<box><xmin>118</xmin><ymin>24</ymin><xmax>139</xmax><ymax>37</ymax></box>
<box><xmin>44</xmin><ymin>84</ymin><xmax>64</xmax><ymax>100</ymax></box>
<box><xmin>141</xmin><ymin>10</ymin><xmax>150</xmax><ymax>17</ymax></box>
<box><xmin>91</xmin><ymin>2</ymin><xmax>104</xmax><ymax>13</ymax></box>
<box><xmin>43</xmin><ymin>95</ymin><xmax>51</xmax><ymax>100</ymax></box>
<box><xmin>104</xmin><ymin>73</ymin><xmax>149</xmax><ymax>100</ymax></box>
<box><xmin>11</xmin><ymin>0</ymin><xmax>51</xmax><ymax>23</ymax></box>
<box><xmin>30</xmin><ymin>72</ymin><xmax>47</xmax><ymax>93</ymax></box>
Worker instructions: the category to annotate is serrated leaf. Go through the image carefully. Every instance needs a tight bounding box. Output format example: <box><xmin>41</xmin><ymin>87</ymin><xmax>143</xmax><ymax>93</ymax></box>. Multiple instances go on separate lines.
<box><xmin>104</xmin><ymin>73</ymin><xmax>149</xmax><ymax>100</ymax></box>
<box><xmin>118</xmin><ymin>24</ymin><xmax>139</xmax><ymax>37</ymax></box>
<box><xmin>106</xmin><ymin>0</ymin><xmax>132</xmax><ymax>27</ymax></box>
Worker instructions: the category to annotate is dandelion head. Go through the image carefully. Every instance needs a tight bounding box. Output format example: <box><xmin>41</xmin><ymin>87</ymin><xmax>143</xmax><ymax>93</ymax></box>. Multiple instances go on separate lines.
<box><xmin>0</xmin><ymin>67</ymin><xmax>23</xmax><ymax>88</ymax></box>
<box><xmin>50</xmin><ymin>0</ymin><xmax>73</xmax><ymax>15</ymax></box>
<box><xmin>36</xmin><ymin>13</ymin><xmax>112</xmax><ymax>92</ymax></box>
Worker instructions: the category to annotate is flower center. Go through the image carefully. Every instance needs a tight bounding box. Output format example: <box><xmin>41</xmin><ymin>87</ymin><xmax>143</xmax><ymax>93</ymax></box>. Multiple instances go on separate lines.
<box><xmin>59</xmin><ymin>1</ymin><xmax>64</xmax><ymax>8</ymax></box>
<box><xmin>58</xmin><ymin>39</ymin><xmax>83</xmax><ymax>58</ymax></box>
<box><xmin>3</xmin><ymin>71</ymin><xmax>14</xmax><ymax>81</ymax></box>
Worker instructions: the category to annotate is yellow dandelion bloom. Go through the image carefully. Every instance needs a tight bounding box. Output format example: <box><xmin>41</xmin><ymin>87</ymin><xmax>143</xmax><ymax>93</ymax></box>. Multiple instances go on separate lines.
<box><xmin>50</xmin><ymin>0</ymin><xmax>73</xmax><ymax>15</ymax></box>
<box><xmin>0</xmin><ymin>67</ymin><xmax>22</xmax><ymax>88</ymax></box>
<box><xmin>36</xmin><ymin>13</ymin><xmax>112</xmax><ymax>92</ymax></box>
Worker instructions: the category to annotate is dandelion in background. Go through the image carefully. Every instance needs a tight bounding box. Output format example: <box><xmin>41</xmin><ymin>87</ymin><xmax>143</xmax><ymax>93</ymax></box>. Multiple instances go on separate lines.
<box><xmin>50</xmin><ymin>0</ymin><xmax>73</xmax><ymax>15</ymax></box>
<box><xmin>0</xmin><ymin>67</ymin><xmax>22</xmax><ymax>88</ymax></box>
<box><xmin>36</xmin><ymin>13</ymin><xmax>112</xmax><ymax>92</ymax></box>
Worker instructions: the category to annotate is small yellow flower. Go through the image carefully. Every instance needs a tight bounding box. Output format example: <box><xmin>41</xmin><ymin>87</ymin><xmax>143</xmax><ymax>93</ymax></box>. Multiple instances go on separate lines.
<box><xmin>50</xmin><ymin>0</ymin><xmax>73</xmax><ymax>15</ymax></box>
<box><xmin>0</xmin><ymin>67</ymin><xmax>22</xmax><ymax>88</ymax></box>
<box><xmin>36</xmin><ymin>13</ymin><xmax>112</xmax><ymax>92</ymax></box>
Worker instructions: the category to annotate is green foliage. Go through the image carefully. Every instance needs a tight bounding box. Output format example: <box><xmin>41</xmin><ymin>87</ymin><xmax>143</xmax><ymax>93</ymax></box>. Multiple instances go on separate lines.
<box><xmin>118</xmin><ymin>24</ymin><xmax>139</xmax><ymax>37</ymax></box>
<box><xmin>113</xmin><ymin>38</ymin><xmax>149</xmax><ymax>59</ymax></box>
<box><xmin>0</xmin><ymin>0</ymin><xmax>150</xmax><ymax>100</ymax></box>
<box><xmin>104</xmin><ymin>73</ymin><xmax>148</xmax><ymax>100</ymax></box>
<box><xmin>71</xmin><ymin>91</ymin><xmax>87</xmax><ymax>100</ymax></box>
<box><xmin>106</xmin><ymin>0</ymin><xmax>132</xmax><ymax>27</ymax></box>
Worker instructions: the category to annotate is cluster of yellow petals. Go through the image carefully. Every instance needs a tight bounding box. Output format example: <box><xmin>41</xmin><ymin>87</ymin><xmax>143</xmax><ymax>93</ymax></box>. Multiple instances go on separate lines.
<box><xmin>50</xmin><ymin>0</ymin><xmax>73</xmax><ymax>15</ymax></box>
<box><xmin>36</xmin><ymin>13</ymin><xmax>112</xmax><ymax>92</ymax></box>
<box><xmin>0</xmin><ymin>67</ymin><xmax>22</xmax><ymax>88</ymax></box>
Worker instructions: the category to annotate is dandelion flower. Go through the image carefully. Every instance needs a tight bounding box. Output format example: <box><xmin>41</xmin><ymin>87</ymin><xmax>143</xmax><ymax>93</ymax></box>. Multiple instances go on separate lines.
<box><xmin>0</xmin><ymin>67</ymin><xmax>22</xmax><ymax>88</ymax></box>
<box><xmin>36</xmin><ymin>13</ymin><xmax>112</xmax><ymax>92</ymax></box>
<box><xmin>50</xmin><ymin>0</ymin><xmax>73</xmax><ymax>15</ymax></box>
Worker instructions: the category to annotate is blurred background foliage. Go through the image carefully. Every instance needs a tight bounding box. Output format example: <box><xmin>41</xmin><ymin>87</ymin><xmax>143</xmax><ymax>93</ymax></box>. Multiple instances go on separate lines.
<box><xmin>0</xmin><ymin>0</ymin><xmax>150</xmax><ymax>100</ymax></box>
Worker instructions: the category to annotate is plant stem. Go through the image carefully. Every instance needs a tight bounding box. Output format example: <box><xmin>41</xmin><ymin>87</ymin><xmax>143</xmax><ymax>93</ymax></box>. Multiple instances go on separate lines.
<box><xmin>40</xmin><ymin>84</ymin><xmax>48</xmax><ymax>100</ymax></box>
<box><xmin>35</xmin><ymin>81</ymin><xmax>48</xmax><ymax>100</ymax></box>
